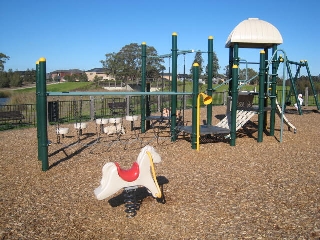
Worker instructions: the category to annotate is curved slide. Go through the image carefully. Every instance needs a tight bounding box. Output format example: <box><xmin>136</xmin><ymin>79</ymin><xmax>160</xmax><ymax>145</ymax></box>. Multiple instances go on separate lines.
<box><xmin>275</xmin><ymin>100</ymin><xmax>297</xmax><ymax>133</ymax></box>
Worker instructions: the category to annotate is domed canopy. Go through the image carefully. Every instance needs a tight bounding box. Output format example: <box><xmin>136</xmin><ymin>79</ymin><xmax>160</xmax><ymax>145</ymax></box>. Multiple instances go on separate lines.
<box><xmin>225</xmin><ymin>18</ymin><xmax>283</xmax><ymax>48</ymax></box>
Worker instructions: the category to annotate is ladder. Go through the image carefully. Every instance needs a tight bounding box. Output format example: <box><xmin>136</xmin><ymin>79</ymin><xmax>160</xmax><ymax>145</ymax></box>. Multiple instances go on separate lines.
<box><xmin>215</xmin><ymin>110</ymin><xmax>256</xmax><ymax>131</ymax></box>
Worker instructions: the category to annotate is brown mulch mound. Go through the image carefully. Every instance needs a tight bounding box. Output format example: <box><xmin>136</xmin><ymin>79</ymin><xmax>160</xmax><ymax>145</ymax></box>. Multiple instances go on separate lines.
<box><xmin>1</xmin><ymin>106</ymin><xmax>319</xmax><ymax>239</ymax></box>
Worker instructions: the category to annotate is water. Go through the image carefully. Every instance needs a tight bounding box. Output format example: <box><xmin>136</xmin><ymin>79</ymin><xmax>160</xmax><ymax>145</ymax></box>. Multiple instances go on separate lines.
<box><xmin>0</xmin><ymin>98</ymin><xmax>9</xmax><ymax>106</ymax></box>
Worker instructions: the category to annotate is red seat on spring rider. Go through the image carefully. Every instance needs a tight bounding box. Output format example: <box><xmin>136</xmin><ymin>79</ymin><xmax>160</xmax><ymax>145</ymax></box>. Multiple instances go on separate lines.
<box><xmin>115</xmin><ymin>162</ymin><xmax>140</xmax><ymax>182</ymax></box>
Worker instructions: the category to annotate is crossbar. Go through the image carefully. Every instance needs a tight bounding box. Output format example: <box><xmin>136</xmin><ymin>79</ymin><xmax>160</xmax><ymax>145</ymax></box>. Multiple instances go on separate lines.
<box><xmin>47</xmin><ymin>91</ymin><xmax>194</xmax><ymax>96</ymax></box>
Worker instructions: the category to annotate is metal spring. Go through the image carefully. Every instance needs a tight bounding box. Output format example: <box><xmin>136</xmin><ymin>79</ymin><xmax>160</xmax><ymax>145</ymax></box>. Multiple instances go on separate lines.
<box><xmin>124</xmin><ymin>186</ymin><xmax>139</xmax><ymax>218</ymax></box>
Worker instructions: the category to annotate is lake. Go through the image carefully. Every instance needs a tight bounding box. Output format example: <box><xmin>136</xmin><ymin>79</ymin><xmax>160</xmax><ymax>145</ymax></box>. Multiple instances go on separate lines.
<box><xmin>0</xmin><ymin>98</ymin><xmax>9</xmax><ymax>106</ymax></box>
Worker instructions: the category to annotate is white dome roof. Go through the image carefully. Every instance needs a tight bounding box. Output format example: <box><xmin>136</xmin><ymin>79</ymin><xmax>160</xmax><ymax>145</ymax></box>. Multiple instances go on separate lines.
<box><xmin>225</xmin><ymin>18</ymin><xmax>283</xmax><ymax>48</ymax></box>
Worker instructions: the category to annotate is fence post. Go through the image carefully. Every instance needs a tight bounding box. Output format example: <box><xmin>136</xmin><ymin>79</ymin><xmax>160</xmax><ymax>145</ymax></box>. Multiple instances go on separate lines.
<box><xmin>126</xmin><ymin>95</ymin><xmax>130</xmax><ymax>116</ymax></box>
<box><xmin>157</xmin><ymin>95</ymin><xmax>160</xmax><ymax>112</ymax></box>
<box><xmin>223</xmin><ymin>91</ymin><xmax>228</xmax><ymax>105</ymax></box>
<box><xmin>90</xmin><ymin>96</ymin><xmax>95</xmax><ymax>120</ymax></box>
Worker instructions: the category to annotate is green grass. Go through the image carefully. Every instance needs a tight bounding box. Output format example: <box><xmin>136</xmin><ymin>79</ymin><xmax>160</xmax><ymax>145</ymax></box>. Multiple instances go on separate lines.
<box><xmin>0</xmin><ymin>91</ymin><xmax>12</xmax><ymax>98</ymax></box>
<box><xmin>14</xmin><ymin>82</ymin><xmax>95</xmax><ymax>93</ymax></box>
<box><xmin>6</xmin><ymin>82</ymin><xmax>96</xmax><ymax>104</ymax></box>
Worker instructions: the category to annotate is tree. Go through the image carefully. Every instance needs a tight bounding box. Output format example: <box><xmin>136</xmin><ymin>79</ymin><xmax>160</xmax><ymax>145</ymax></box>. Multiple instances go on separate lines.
<box><xmin>8</xmin><ymin>70</ymin><xmax>22</xmax><ymax>87</ymax></box>
<box><xmin>93</xmin><ymin>75</ymin><xmax>103</xmax><ymax>86</ymax></box>
<box><xmin>224</xmin><ymin>65</ymin><xmax>259</xmax><ymax>85</ymax></box>
<box><xmin>23</xmin><ymin>69</ymin><xmax>36</xmax><ymax>83</ymax></box>
<box><xmin>0</xmin><ymin>71</ymin><xmax>10</xmax><ymax>87</ymax></box>
<box><xmin>63</xmin><ymin>75</ymin><xmax>74</xmax><ymax>82</ymax></box>
<box><xmin>101</xmin><ymin>53</ymin><xmax>117</xmax><ymax>76</ymax></box>
<box><xmin>238</xmin><ymin>67</ymin><xmax>258</xmax><ymax>84</ymax></box>
<box><xmin>145</xmin><ymin>47</ymin><xmax>164</xmax><ymax>79</ymax></box>
<box><xmin>190</xmin><ymin>52</ymin><xmax>204</xmax><ymax>75</ymax></box>
<box><xmin>190</xmin><ymin>51</ymin><xmax>220</xmax><ymax>82</ymax></box>
<box><xmin>224</xmin><ymin>65</ymin><xmax>230</xmax><ymax>78</ymax></box>
<box><xmin>78</xmin><ymin>73</ymin><xmax>88</xmax><ymax>82</ymax></box>
<box><xmin>205</xmin><ymin>51</ymin><xmax>220</xmax><ymax>78</ymax></box>
<box><xmin>0</xmin><ymin>53</ymin><xmax>10</xmax><ymax>72</ymax></box>
<box><xmin>101</xmin><ymin>43</ymin><xmax>164</xmax><ymax>82</ymax></box>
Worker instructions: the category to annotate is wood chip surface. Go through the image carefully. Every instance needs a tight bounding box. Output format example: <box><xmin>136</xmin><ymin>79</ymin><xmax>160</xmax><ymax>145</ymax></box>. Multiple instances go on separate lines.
<box><xmin>1</xmin><ymin>106</ymin><xmax>319</xmax><ymax>239</ymax></box>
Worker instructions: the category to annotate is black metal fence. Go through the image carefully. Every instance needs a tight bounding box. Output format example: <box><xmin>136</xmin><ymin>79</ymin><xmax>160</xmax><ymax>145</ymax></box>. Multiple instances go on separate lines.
<box><xmin>0</xmin><ymin>104</ymin><xmax>36</xmax><ymax>130</ymax></box>
<box><xmin>0</xmin><ymin>90</ymin><xmax>318</xmax><ymax>130</ymax></box>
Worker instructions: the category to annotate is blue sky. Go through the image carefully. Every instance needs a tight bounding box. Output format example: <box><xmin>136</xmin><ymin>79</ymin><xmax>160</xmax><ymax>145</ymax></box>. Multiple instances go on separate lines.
<box><xmin>1</xmin><ymin>0</ymin><xmax>319</xmax><ymax>76</ymax></box>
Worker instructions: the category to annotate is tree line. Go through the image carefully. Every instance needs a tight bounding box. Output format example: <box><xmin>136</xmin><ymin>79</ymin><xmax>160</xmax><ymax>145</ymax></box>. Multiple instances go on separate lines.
<box><xmin>1</xmin><ymin>46</ymin><xmax>319</xmax><ymax>92</ymax></box>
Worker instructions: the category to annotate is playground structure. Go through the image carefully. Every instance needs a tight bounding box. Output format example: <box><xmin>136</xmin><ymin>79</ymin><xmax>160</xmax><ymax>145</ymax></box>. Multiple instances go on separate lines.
<box><xmin>36</xmin><ymin>18</ymin><xmax>319</xmax><ymax>171</ymax></box>
<box><xmin>94</xmin><ymin>145</ymin><xmax>163</xmax><ymax>217</ymax></box>
<box><xmin>222</xmin><ymin>18</ymin><xmax>318</xmax><ymax>146</ymax></box>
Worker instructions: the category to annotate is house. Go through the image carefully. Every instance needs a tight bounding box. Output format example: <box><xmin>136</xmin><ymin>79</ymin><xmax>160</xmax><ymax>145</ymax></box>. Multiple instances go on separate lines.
<box><xmin>50</xmin><ymin>69</ymin><xmax>84</xmax><ymax>81</ymax></box>
<box><xmin>85</xmin><ymin>68</ymin><xmax>114</xmax><ymax>81</ymax></box>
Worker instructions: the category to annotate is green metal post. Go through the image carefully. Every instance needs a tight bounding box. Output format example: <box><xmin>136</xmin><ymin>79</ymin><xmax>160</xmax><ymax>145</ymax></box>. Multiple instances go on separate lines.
<box><xmin>233</xmin><ymin>44</ymin><xmax>239</xmax><ymax>67</ymax></box>
<box><xmin>228</xmin><ymin>47</ymin><xmax>233</xmax><ymax>96</ymax></box>
<box><xmin>191</xmin><ymin>63</ymin><xmax>199</xmax><ymax>149</ymax></box>
<box><xmin>230</xmin><ymin>43</ymin><xmax>239</xmax><ymax>96</ymax></box>
<box><xmin>171</xmin><ymin>32</ymin><xmax>178</xmax><ymax>141</ymax></box>
<box><xmin>36</xmin><ymin>61</ymin><xmax>41</xmax><ymax>161</ymax></box>
<box><xmin>146</xmin><ymin>82</ymin><xmax>151</xmax><ymax>130</ymax></box>
<box><xmin>38</xmin><ymin>57</ymin><xmax>49</xmax><ymax>171</ymax></box>
<box><xmin>207</xmin><ymin>36</ymin><xmax>213</xmax><ymax>125</ymax></box>
<box><xmin>263</xmin><ymin>48</ymin><xmax>268</xmax><ymax>131</ymax></box>
<box><xmin>258</xmin><ymin>50</ymin><xmax>266</xmax><ymax>142</ymax></box>
<box><xmin>230</xmin><ymin>64</ymin><xmax>239</xmax><ymax>146</ymax></box>
<box><xmin>269</xmin><ymin>45</ymin><xmax>277</xmax><ymax>136</ymax></box>
<box><xmin>141</xmin><ymin>42</ymin><xmax>147</xmax><ymax>133</ymax></box>
<box><xmin>305</xmin><ymin>61</ymin><xmax>320</xmax><ymax>110</ymax></box>
<box><xmin>285</xmin><ymin>61</ymin><xmax>302</xmax><ymax>115</ymax></box>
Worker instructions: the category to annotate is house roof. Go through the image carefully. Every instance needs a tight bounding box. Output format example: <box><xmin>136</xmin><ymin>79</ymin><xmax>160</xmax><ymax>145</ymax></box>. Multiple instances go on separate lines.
<box><xmin>86</xmin><ymin>68</ymin><xmax>105</xmax><ymax>73</ymax></box>
<box><xmin>51</xmin><ymin>69</ymin><xmax>83</xmax><ymax>73</ymax></box>
<box><xmin>225</xmin><ymin>18</ymin><xmax>283</xmax><ymax>48</ymax></box>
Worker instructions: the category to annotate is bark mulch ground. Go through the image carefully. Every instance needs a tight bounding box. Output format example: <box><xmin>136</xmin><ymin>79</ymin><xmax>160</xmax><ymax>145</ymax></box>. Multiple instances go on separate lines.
<box><xmin>1</xmin><ymin>106</ymin><xmax>319</xmax><ymax>239</ymax></box>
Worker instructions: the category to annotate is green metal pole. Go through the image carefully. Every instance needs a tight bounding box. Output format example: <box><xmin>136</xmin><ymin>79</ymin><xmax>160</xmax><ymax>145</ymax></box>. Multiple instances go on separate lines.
<box><xmin>230</xmin><ymin>64</ymin><xmax>239</xmax><ymax>146</ymax></box>
<box><xmin>141</xmin><ymin>42</ymin><xmax>147</xmax><ymax>133</ymax></box>
<box><xmin>207</xmin><ymin>36</ymin><xmax>213</xmax><ymax>125</ymax></box>
<box><xmin>146</xmin><ymin>82</ymin><xmax>151</xmax><ymax>130</ymax></box>
<box><xmin>269</xmin><ymin>45</ymin><xmax>278</xmax><ymax>136</ymax></box>
<box><xmin>233</xmin><ymin>44</ymin><xmax>239</xmax><ymax>67</ymax></box>
<box><xmin>191</xmin><ymin>63</ymin><xmax>199</xmax><ymax>149</ymax></box>
<box><xmin>171</xmin><ymin>32</ymin><xmax>178</xmax><ymax>141</ymax></box>
<box><xmin>258</xmin><ymin>50</ymin><xmax>266</xmax><ymax>142</ymax></box>
<box><xmin>263</xmin><ymin>48</ymin><xmax>268</xmax><ymax>131</ymax></box>
<box><xmin>305</xmin><ymin>61</ymin><xmax>320</xmax><ymax>110</ymax></box>
<box><xmin>228</xmin><ymin>47</ymin><xmax>233</xmax><ymax>96</ymax></box>
<box><xmin>230</xmin><ymin>44</ymin><xmax>239</xmax><ymax>96</ymax></box>
<box><xmin>285</xmin><ymin>61</ymin><xmax>302</xmax><ymax>115</ymax></box>
<box><xmin>38</xmin><ymin>57</ymin><xmax>49</xmax><ymax>171</ymax></box>
<box><xmin>36</xmin><ymin>61</ymin><xmax>41</xmax><ymax>161</ymax></box>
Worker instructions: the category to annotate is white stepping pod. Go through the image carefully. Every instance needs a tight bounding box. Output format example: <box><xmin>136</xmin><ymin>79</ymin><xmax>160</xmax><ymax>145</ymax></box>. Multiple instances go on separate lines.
<box><xmin>125</xmin><ymin>115</ymin><xmax>138</xmax><ymax>121</ymax></box>
<box><xmin>74</xmin><ymin>122</ymin><xmax>87</xmax><ymax>129</ymax></box>
<box><xmin>56</xmin><ymin>127</ymin><xmax>69</xmax><ymax>135</ymax></box>
<box><xmin>109</xmin><ymin>118</ymin><xmax>121</xmax><ymax>124</ymax></box>
<box><xmin>96</xmin><ymin>118</ymin><xmax>109</xmax><ymax>125</ymax></box>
